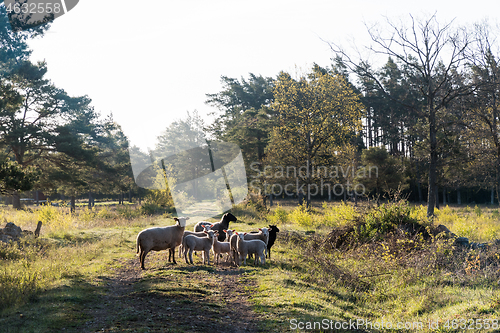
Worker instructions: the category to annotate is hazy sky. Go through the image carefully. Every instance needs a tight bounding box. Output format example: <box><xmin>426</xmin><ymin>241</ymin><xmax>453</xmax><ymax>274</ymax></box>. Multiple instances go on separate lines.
<box><xmin>26</xmin><ymin>0</ymin><xmax>499</xmax><ymax>151</ymax></box>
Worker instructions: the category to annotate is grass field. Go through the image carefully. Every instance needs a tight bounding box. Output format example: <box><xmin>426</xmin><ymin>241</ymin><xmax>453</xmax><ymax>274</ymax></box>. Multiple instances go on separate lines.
<box><xmin>1</xmin><ymin>200</ymin><xmax>500</xmax><ymax>332</ymax></box>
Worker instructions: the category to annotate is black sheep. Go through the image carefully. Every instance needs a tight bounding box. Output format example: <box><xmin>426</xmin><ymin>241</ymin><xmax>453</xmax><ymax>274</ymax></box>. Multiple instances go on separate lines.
<box><xmin>267</xmin><ymin>225</ymin><xmax>280</xmax><ymax>259</ymax></box>
<box><xmin>193</xmin><ymin>212</ymin><xmax>237</xmax><ymax>242</ymax></box>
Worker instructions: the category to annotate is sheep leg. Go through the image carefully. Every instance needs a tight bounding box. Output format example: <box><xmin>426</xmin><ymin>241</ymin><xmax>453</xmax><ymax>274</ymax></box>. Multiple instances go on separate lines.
<box><xmin>205</xmin><ymin>249</ymin><xmax>210</xmax><ymax>265</ymax></box>
<box><xmin>139</xmin><ymin>250</ymin><xmax>148</xmax><ymax>270</ymax></box>
<box><xmin>188</xmin><ymin>249</ymin><xmax>194</xmax><ymax>265</ymax></box>
<box><xmin>170</xmin><ymin>248</ymin><xmax>177</xmax><ymax>264</ymax></box>
<box><xmin>184</xmin><ymin>246</ymin><xmax>190</xmax><ymax>264</ymax></box>
<box><xmin>234</xmin><ymin>249</ymin><xmax>239</xmax><ymax>266</ymax></box>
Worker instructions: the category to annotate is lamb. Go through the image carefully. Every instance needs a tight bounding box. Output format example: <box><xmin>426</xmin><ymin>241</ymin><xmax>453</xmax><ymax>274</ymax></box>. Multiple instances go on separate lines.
<box><xmin>266</xmin><ymin>225</ymin><xmax>280</xmax><ymax>259</ymax></box>
<box><xmin>229</xmin><ymin>231</ymin><xmax>240</xmax><ymax>266</ymax></box>
<box><xmin>245</xmin><ymin>227</ymin><xmax>269</xmax><ymax>245</ymax></box>
<box><xmin>244</xmin><ymin>227</ymin><xmax>269</xmax><ymax>257</ymax></box>
<box><xmin>178</xmin><ymin>224</ymin><xmax>212</xmax><ymax>258</ymax></box>
<box><xmin>236</xmin><ymin>232</ymin><xmax>266</xmax><ymax>266</ymax></box>
<box><xmin>223</xmin><ymin>229</ymin><xmax>234</xmax><ymax>242</ymax></box>
<box><xmin>183</xmin><ymin>230</ymin><xmax>216</xmax><ymax>265</ymax></box>
<box><xmin>212</xmin><ymin>230</ymin><xmax>232</xmax><ymax>264</ymax></box>
<box><xmin>136</xmin><ymin>217</ymin><xmax>189</xmax><ymax>270</ymax></box>
<box><xmin>193</xmin><ymin>212</ymin><xmax>237</xmax><ymax>242</ymax></box>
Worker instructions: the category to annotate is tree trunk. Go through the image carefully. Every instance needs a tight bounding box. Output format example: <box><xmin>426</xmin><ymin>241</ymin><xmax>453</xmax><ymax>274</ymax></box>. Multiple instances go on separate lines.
<box><xmin>457</xmin><ymin>188</ymin><xmax>462</xmax><ymax>205</ymax></box>
<box><xmin>88</xmin><ymin>191</ymin><xmax>93</xmax><ymax>210</ymax></box>
<box><xmin>443</xmin><ymin>187</ymin><xmax>446</xmax><ymax>206</ymax></box>
<box><xmin>70</xmin><ymin>195</ymin><xmax>76</xmax><ymax>213</ymax></box>
<box><xmin>12</xmin><ymin>191</ymin><xmax>21</xmax><ymax>209</ymax></box>
<box><xmin>427</xmin><ymin>107</ymin><xmax>438</xmax><ymax>217</ymax></box>
<box><xmin>497</xmin><ymin>147</ymin><xmax>500</xmax><ymax>207</ymax></box>
<box><xmin>435</xmin><ymin>185</ymin><xmax>440</xmax><ymax>210</ymax></box>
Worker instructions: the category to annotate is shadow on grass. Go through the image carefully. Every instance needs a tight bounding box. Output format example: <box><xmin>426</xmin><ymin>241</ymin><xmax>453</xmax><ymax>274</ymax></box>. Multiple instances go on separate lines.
<box><xmin>0</xmin><ymin>264</ymin><xmax>235</xmax><ymax>333</ymax></box>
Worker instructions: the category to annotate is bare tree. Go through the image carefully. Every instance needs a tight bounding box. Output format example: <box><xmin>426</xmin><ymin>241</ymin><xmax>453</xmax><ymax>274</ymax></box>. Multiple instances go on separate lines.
<box><xmin>329</xmin><ymin>13</ymin><xmax>475</xmax><ymax>216</ymax></box>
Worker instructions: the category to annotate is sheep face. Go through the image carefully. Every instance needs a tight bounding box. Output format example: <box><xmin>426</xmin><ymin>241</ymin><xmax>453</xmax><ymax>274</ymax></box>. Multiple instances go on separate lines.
<box><xmin>205</xmin><ymin>230</ymin><xmax>216</xmax><ymax>242</ymax></box>
<box><xmin>224</xmin><ymin>212</ymin><xmax>237</xmax><ymax>222</ymax></box>
<box><xmin>259</xmin><ymin>227</ymin><xmax>269</xmax><ymax>237</ymax></box>
<box><xmin>223</xmin><ymin>229</ymin><xmax>234</xmax><ymax>241</ymax></box>
<box><xmin>174</xmin><ymin>217</ymin><xmax>189</xmax><ymax>227</ymax></box>
<box><xmin>268</xmin><ymin>225</ymin><xmax>280</xmax><ymax>233</ymax></box>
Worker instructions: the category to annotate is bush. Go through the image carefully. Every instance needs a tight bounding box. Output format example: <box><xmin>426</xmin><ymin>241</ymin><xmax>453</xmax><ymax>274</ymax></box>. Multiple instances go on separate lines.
<box><xmin>361</xmin><ymin>200</ymin><xmax>427</xmax><ymax>241</ymax></box>
<box><xmin>36</xmin><ymin>205</ymin><xmax>72</xmax><ymax>231</ymax></box>
<box><xmin>320</xmin><ymin>201</ymin><xmax>358</xmax><ymax>227</ymax></box>
<box><xmin>116</xmin><ymin>206</ymin><xmax>142</xmax><ymax>219</ymax></box>
<box><xmin>267</xmin><ymin>204</ymin><xmax>288</xmax><ymax>225</ymax></box>
<box><xmin>288</xmin><ymin>204</ymin><xmax>313</xmax><ymax>228</ymax></box>
<box><xmin>97</xmin><ymin>207</ymin><xmax>116</xmax><ymax>219</ymax></box>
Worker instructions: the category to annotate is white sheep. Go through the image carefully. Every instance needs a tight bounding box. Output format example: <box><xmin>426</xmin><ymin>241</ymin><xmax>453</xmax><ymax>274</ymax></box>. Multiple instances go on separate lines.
<box><xmin>244</xmin><ymin>227</ymin><xmax>269</xmax><ymax>258</ymax></box>
<box><xmin>229</xmin><ymin>230</ymin><xmax>240</xmax><ymax>266</ymax></box>
<box><xmin>136</xmin><ymin>217</ymin><xmax>189</xmax><ymax>270</ymax></box>
<box><xmin>183</xmin><ymin>230</ymin><xmax>216</xmax><ymax>265</ymax></box>
<box><xmin>178</xmin><ymin>224</ymin><xmax>212</xmax><ymax>258</ymax></box>
<box><xmin>223</xmin><ymin>229</ymin><xmax>234</xmax><ymax>242</ymax></box>
<box><xmin>236</xmin><ymin>232</ymin><xmax>266</xmax><ymax>266</ymax></box>
<box><xmin>212</xmin><ymin>230</ymin><xmax>232</xmax><ymax>264</ymax></box>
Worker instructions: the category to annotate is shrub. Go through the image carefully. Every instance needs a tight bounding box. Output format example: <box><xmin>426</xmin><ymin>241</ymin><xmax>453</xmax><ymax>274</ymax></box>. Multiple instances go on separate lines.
<box><xmin>116</xmin><ymin>206</ymin><xmax>141</xmax><ymax>219</ymax></box>
<box><xmin>320</xmin><ymin>201</ymin><xmax>358</xmax><ymax>227</ymax></box>
<box><xmin>78</xmin><ymin>208</ymin><xmax>97</xmax><ymax>223</ymax></box>
<box><xmin>36</xmin><ymin>205</ymin><xmax>72</xmax><ymax>231</ymax></box>
<box><xmin>288</xmin><ymin>203</ymin><xmax>313</xmax><ymax>227</ymax></box>
<box><xmin>141</xmin><ymin>202</ymin><xmax>162</xmax><ymax>215</ymax></box>
<box><xmin>97</xmin><ymin>206</ymin><xmax>116</xmax><ymax>219</ymax></box>
<box><xmin>268</xmin><ymin>204</ymin><xmax>288</xmax><ymax>225</ymax></box>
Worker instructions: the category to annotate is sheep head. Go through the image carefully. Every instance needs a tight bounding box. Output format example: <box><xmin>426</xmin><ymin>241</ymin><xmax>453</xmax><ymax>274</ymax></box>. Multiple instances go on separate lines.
<box><xmin>174</xmin><ymin>217</ymin><xmax>189</xmax><ymax>227</ymax></box>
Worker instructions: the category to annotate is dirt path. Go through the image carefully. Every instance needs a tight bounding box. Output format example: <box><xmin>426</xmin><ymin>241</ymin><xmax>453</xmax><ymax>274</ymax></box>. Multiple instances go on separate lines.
<box><xmin>82</xmin><ymin>255</ymin><xmax>261</xmax><ymax>332</ymax></box>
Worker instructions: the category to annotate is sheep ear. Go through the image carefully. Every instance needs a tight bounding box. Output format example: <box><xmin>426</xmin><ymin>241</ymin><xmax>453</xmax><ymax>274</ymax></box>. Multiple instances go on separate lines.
<box><xmin>223</xmin><ymin>229</ymin><xmax>227</xmax><ymax>233</ymax></box>
<box><xmin>185</xmin><ymin>217</ymin><xmax>190</xmax><ymax>220</ymax></box>
<box><xmin>174</xmin><ymin>218</ymin><xmax>179</xmax><ymax>221</ymax></box>
<box><xmin>244</xmin><ymin>232</ymin><xmax>247</xmax><ymax>235</ymax></box>
<box><xmin>258</xmin><ymin>228</ymin><xmax>262</xmax><ymax>231</ymax></box>
<box><xmin>204</xmin><ymin>230</ymin><xmax>208</xmax><ymax>234</ymax></box>
<box><xmin>210</xmin><ymin>224</ymin><xmax>214</xmax><ymax>227</ymax></box>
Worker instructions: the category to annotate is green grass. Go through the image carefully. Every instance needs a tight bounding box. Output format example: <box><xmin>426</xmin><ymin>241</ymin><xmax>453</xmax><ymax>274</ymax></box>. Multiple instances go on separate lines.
<box><xmin>2</xmin><ymin>201</ymin><xmax>500</xmax><ymax>332</ymax></box>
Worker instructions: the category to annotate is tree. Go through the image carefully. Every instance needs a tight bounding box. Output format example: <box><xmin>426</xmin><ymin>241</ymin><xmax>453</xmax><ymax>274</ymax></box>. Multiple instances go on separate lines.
<box><xmin>206</xmin><ymin>74</ymin><xmax>275</xmax><ymax>167</ymax></box>
<box><xmin>465</xmin><ymin>23</ymin><xmax>500</xmax><ymax>205</ymax></box>
<box><xmin>206</xmin><ymin>73</ymin><xmax>274</xmax><ymax>134</ymax></box>
<box><xmin>0</xmin><ymin>159</ymin><xmax>39</xmax><ymax>195</ymax></box>
<box><xmin>0</xmin><ymin>58</ymin><xmax>102</xmax><ymax>208</ymax></box>
<box><xmin>264</xmin><ymin>64</ymin><xmax>363</xmax><ymax>206</ymax></box>
<box><xmin>358</xmin><ymin>147</ymin><xmax>406</xmax><ymax>203</ymax></box>
<box><xmin>330</xmin><ymin>14</ymin><xmax>475</xmax><ymax>216</ymax></box>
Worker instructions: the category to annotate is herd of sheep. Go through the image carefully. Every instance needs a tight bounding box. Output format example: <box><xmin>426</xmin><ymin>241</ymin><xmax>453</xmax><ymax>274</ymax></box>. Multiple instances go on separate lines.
<box><xmin>135</xmin><ymin>212</ymin><xmax>280</xmax><ymax>270</ymax></box>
